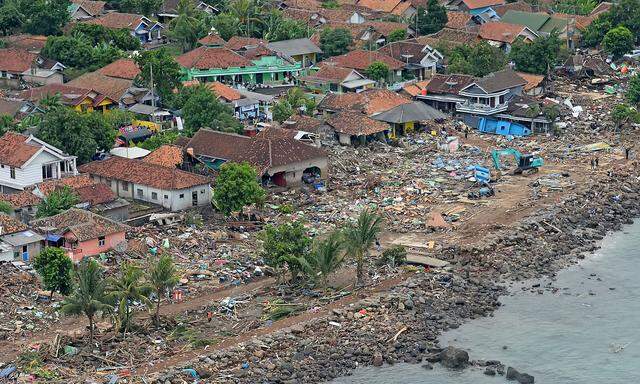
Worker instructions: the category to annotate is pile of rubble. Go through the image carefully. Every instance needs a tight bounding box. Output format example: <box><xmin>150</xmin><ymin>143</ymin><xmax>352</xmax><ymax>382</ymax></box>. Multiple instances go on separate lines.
<box><xmin>0</xmin><ymin>262</ymin><xmax>60</xmax><ymax>341</ymax></box>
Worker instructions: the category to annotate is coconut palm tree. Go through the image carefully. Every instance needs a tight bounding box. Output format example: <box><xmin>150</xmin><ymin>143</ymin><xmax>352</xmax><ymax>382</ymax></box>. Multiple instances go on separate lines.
<box><xmin>343</xmin><ymin>209</ymin><xmax>383</xmax><ymax>287</ymax></box>
<box><xmin>168</xmin><ymin>0</ymin><xmax>207</xmax><ymax>52</ymax></box>
<box><xmin>305</xmin><ymin>230</ymin><xmax>345</xmax><ymax>287</ymax></box>
<box><xmin>227</xmin><ymin>0</ymin><xmax>262</xmax><ymax>37</ymax></box>
<box><xmin>106</xmin><ymin>262</ymin><xmax>152</xmax><ymax>335</ymax></box>
<box><xmin>61</xmin><ymin>259</ymin><xmax>110</xmax><ymax>343</ymax></box>
<box><xmin>148</xmin><ymin>254</ymin><xmax>179</xmax><ymax>326</ymax></box>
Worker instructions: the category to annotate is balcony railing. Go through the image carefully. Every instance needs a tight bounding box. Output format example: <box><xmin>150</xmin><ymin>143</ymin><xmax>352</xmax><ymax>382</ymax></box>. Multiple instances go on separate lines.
<box><xmin>455</xmin><ymin>101</ymin><xmax>508</xmax><ymax>115</ymax></box>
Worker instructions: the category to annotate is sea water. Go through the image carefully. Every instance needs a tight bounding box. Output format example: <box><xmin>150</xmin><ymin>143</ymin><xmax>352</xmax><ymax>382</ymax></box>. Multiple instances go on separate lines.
<box><xmin>332</xmin><ymin>221</ymin><xmax>640</xmax><ymax>383</ymax></box>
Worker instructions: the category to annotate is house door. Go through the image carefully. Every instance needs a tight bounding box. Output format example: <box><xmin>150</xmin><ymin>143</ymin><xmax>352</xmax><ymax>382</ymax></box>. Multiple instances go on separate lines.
<box><xmin>21</xmin><ymin>245</ymin><xmax>29</xmax><ymax>261</ymax></box>
<box><xmin>256</xmin><ymin>73</ymin><xmax>263</xmax><ymax>84</ymax></box>
<box><xmin>192</xmin><ymin>191</ymin><xmax>198</xmax><ymax>206</ymax></box>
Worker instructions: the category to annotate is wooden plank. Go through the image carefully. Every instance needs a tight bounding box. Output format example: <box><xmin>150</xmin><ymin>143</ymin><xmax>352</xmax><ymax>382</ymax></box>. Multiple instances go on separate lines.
<box><xmin>405</xmin><ymin>254</ymin><xmax>448</xmax><ymax>268</ymax></box>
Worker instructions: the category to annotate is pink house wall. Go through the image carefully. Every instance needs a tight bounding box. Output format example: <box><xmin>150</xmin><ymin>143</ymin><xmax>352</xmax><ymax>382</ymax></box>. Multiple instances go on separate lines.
<box><xmin>64</xmin><ymin>231</ymin><xmax>126</xmax><ymax>262</ymax></box>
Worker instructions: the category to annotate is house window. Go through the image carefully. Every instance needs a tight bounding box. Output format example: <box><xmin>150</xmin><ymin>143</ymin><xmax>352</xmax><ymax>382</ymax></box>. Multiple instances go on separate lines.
<box><xmin>43</xmin><ymin>163</ymin><xmax>55</xmax><ymax>179</ymax></box>
<box><xmin>164</xmin><ymin>194</ymin><xmax>168</xmax><ymax>199</ymax></box>
<box><xmin>137</xmin><ymin>189</ymin><xmax>143</xmax><ymax>198</ymax></box>
<box><xmin>179</xmin><ymin>193</ymin><xmax>184</xmax><ymax>198</ymax></box>
<box><xmin>107</xmin><ymin>179</ymin><xmax>112</xmax><ymax>187</ymax></box>
<box><xmin>10</xmin><ymin>167</ymin><xmax>15</xmax><ymax>179</ymax></box>
<box><xmin>152</xmin><ymin>192</ymin><xmax>158</xmax><ymax>200</ymax></box>
<box><xmin>98</xmin><ymin>236</ymin><xmax>105</xmax><ymax>247</ymax></box>
<box><xmin>122</xmin><ymin>182</ymin><xmax>128</xmax><ymax>191</ymax></box>
<box><xmin>200</xmin><ymin>190</ymin><xmax>205</xmax><ymax>194</ymax></box>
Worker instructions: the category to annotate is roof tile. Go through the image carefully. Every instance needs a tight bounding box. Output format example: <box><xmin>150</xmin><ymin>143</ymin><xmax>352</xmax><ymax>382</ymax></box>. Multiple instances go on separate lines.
<box><xmin>326</xmin><ymin>111</ymin><xmax>389</xmax><ymax>135</ymax></box>
<box><xmin>0</xmin><ymin>48</ymin><xmax>38</xmax><ymax>73</ymax></box>
<box><xmin>31</xmin><ymin>208</ymin><xmax>127</xmax><ymax>242</ymax></box>
<box><xmin>0</xmin><ymin>132</ymin><xmax>40</xmax><ymax>168</ymax></box>
<box><xmin>97</xmin><ymin>58</ymin><xmax>140</xmax><ymax>80</ymax></box>
<box><xmin>318</xmin><ymin>88</ymin><xmax>411</xmax><ymax>115</ymax></box>
<box><xmin>175</xmin><ymin>46</ymin><xmax>252</xmax><ymax>70</ymax></box>
<box><xmin>142</xmin><ymin>145</ymin><xmax>184</xmax><ymax>168</ymax></box>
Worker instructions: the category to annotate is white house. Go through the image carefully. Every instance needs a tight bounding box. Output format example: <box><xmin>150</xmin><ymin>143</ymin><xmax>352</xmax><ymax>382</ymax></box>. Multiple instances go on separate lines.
<box><xmin>78</xmin><ymin>156</ymin><xmax>211</xmax><ymax>211</ymax></box>
<box><xmin>0</xmin><ymin>132</ymin><xmax>77</xmax><ymax>193</ymax></box>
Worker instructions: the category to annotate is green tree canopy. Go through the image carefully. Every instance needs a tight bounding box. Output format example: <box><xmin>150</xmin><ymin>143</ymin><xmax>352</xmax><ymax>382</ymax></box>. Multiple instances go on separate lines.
<box><xmin>106</xmin><ymin>262</ymin><xmax>152</xmax><ymax>334</ymax></box>
<box><xmin>582</xmin><ymin>0</ymin><xmax>640</xmax><ymax>48</ymax></box>
<box><xmin>42</xmin><ymin>36</ymin><xmax>95</xmax><ymax>69</ymax></box>
<box><xmin>343</xmin><ymin>208</ymin><xmax>382</xmax><ymax>287</ymax></box>
<box><xmin>365</xmin><ymin>61</ymin><xmax>390</xmax><ymax>82</ymax></box>
<box><xmin>260</xmin><ymin>221</ymin><xmax>311</xmax><ymax>282</ymax></box>
<box><xmin>448</xmin><ymin>41</ymin><xmax>507</xmax><ymax>77</ymax></box>
<box><xmin>213</xmin><ymin>161</ymin><xmax>265</xmax><ymax>216</ymax></box>
<box><xmin>387</xmin><ymin>29</ymin><xmax>406</xmax><ymax>43</ymax></box>
<box><xmin>20</xmin><ymin>0</ymin><xmax>70</xmax><ymax>36</ymax></box>
<box><xmin>36</xmin><ymin>107</ymin><xmax>117</xmax><ymax>164</ymax></box>
<box><xmin>135</xmin><ymin>48</ymin><xmax>182</xmax><ymax>101</ymax></box>
<box><xmin>119</xmin><ymin>0</ymin><xmax>162</xmax><ymax>16</ymax></box>
<box><xmin>138</xmin><ymin>130</ymin><xmax>180</xmax><ymax>151</ymax></box>
<box><xmin>168</xmin><ymin>0</ymin><xmax>209</xmax><ymax>53</ymax></box>
<box><xmin>36</xmin><ymin>186</ymin><xmax>80</xmax><ymax>218</ymax></box>
<box><xmin>148</xmin><ymin>254</ymin><xmax>179</xmax><ymax>326</ymax></box>
<box><xmin>0</xmin><ymin>201</ymin><xmax>12</xmax><ymax>215</ymax></box>
<box><xmin>70</xmin><ymin>23</ymin><xmax>141</xmax><ymax>51</ymax></box>
<box><xmin>0</xmin><ymin>0</ymin><xmax>24</xmax><ymax>36</ymax></box>
<box><xmin>212</xmin><ymin>12</ymin><xmax>241</xmax><ymax>41</ymax></box>
<box><xmin>177</xmin><ymin>84</ymin><xmax>243</xmax><ymax>134</ymax></box>
<box><xmin>602</xmin><ymin>26</ymin><xmax>634</xmax><ymax>59</ymax></box>
<box><xmin>415</xmin><ymin>0</ymin><xmax>448</xmax><ymax>35</ymax></box>
<box><xmin>509</xmin><ymin>33</ymin><xmax>562</xmax><ymax>74</ymax></box>
<box><xmin>34</xmin><ymin>247</ymin><xmax>73</xmax><ymax>298</ymax></box>
<box><xmin>61</xmin><ymin>258</ymin><xmax>110</xmax><ymax>342</ymax></box>
<box><xmin>319</xmin><ymin>28</ymin><xmax>352</xmax><ymax>57</ymax></box>
<box><xmin>627</xmin><ymin>75</ymin><xmax>640</xmax><ymax>104</ymax></box>
<box><xmin>553</xmin><ymin>0</ymin><xmax>597</xmax><ymax>15</ymax></box>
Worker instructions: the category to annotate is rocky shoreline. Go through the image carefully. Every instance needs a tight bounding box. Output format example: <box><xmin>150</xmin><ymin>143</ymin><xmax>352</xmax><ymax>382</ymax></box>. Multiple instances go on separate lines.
<box><xmin>152</xmin><ymin>168</ymin><xmax>640</xmax><ymax>384</ymax></box>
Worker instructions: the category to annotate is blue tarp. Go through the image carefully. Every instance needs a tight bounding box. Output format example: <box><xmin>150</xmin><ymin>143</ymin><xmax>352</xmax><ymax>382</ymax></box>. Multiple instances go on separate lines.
<box><xmin>45</xmin><ymin>234</ymin><xmax>62</xmax><ymax>242</ymax></box>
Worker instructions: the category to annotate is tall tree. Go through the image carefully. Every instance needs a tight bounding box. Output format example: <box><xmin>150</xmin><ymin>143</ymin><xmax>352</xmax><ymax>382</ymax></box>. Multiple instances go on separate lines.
<box><xmin>627</xmin><ymin>75</ymin><xmax>640</xmax><ymax>104</ymax></box>
<box><xmin>366</xmin><ymin>61</ymin><xmax>390</xmax><ymax>82</ymax></box>
<box><xmin>135</xmin><ymin>48</ymin><xmax>182</xmax><ymax>101</ymax></box>
<box><xmin>37</xmin><ymin>108</ymin><xmax>116</xmax><ymax>164</ymax></box>
<box><xmin>260</xmin><ymin>221</ymin><xmax>311</xmax><ymax>282</ymax></box>
<box><xmin>36</xmin><ymin>186</ymin><xmax>79</xmax><ymax>218</ymax></box>
<box><xmin>147</xmin><ymin>254</ymin><xmax>179</xmax><ymax>326</ymax></box>
<box><xmin>509</xmin><ymin>33</ymin><xmax>562</xmax><ymax>74</ymax></box>
<box><xmin>168</xmin><ymin>0</ymin><xmax>208</xmax><ymax>53</ymax></box>
<box><xmin>300</xmin><ymin>230</ymin><xmax>345</xmax><ymax>287</ymax></box>
<box><xmin>581</xmin><ymin>0</ymin><xmax>640</xmax><ymax>48</ymax></box>
<box><xmin>119</xmin><ymin>0</ymin><xmax>162</xmax><ymax>16</ymax></box>
<box><xmin>226</xmin><ymin>0</ymin><xmax>261</xmax><ymax>37</ymax></box>
<box><xmin>415</xmin><ymin>0</ymin><xmax>448</xmax><ymax>36</ymax></box>
<box><xmin>34</xmin><ymin>247</ymin><xmax>73</xmax><ymax>299</ymax></box>
<box><xmin>42</xmin><ymin>36</ymin><xmax>95</xmax><ymax>69</ymax></box>
<box><xmin>319</xmin><ymin>28</ymin><xmax>352</xmax><ymax>57</ymax></box>
<box><xmin>20</xmin><ymin>0</ymin><xmax>71</xmax><ymax>36</ymax></box>
<box><xmin>447</xmin><ymin>41</ymin><xmax>507</xmax><ymax>77</ymax></box>
<box><xmin>213</xmin><ymin>161</ymin><xmax>265</xmax><ymax>216</ymax></box>
<box><xmin>106</xmin><ymin>262</ymin><xmax>152</xmax><ymax>334</ymax></box>
<box><xmin>179</xmin><ymin>84</ymin><xmax>243</xmax><ymax>134</ymax></box>
<box><xmin>212</xmin><ymin>12</ymin><xmax>242</xmax><ymax>41</ymax></box>
<box><xmin>602</xmin><ymin>26</ymin><xmax>634</xmax><ymax>59</ymax></box>
<box><xmin>343</xmin><ymin>209</ymin><xmax>382</xmax><ymax>287</ymax></box>
<box><xmin>0</xmin><ymin>0</ymin><xmax>23</xmax><ymax>36</ymax></box>
<box><xmin>61</xmin><ymin>259</ymin><xmax>111</xmax><ymax>343</ymax></box>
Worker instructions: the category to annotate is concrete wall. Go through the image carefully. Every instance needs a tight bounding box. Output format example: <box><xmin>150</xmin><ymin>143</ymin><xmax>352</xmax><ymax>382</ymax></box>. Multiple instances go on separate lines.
<box><xmin>66</xmin><ymin>231</ymin><xmax>126</xmax><ymax>261</ymax></box>
<box><xmin>90</xmin><ymin>175</ymin><xmax>211</xmax><ymax>211</ymax></box>
<box><xmin>268</xmin><ymin>157</ymin><xmax>329</xmax><ymax>186</ymax></box>
<box><xmin>22</xmin><ymin>72</ymin><xmax>64</xmax><ymax>86</ymax></box>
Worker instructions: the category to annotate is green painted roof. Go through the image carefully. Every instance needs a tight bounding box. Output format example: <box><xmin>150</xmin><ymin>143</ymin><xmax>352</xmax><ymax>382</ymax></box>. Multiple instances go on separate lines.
<box><xmin>501</xmin><ymin>10</ymin><xmax>550</xmax><ymax>31</ymax></box>
<box><xmin>539</xmin><ymin>17</ymin><xmax>570</xmax><ymax>33</ymax></box>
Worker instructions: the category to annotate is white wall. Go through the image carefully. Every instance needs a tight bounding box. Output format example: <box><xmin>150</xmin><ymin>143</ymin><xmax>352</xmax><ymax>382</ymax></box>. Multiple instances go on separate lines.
<box><xmin>0</xmin><ymin>150</ymin><xmax>60</xmax><ymax>190</ymax></box>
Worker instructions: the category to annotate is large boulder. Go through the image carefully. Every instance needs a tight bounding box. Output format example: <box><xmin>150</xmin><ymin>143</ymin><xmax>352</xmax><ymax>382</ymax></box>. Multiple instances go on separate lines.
<box><xmin>507</xmin><ymin>367</ymin><xmax>535</xmax><ymax>383</ymax></box>
<box><xmin>439</xmin><ymin>346</ymin><xmax>469</xmax><ymax>369</ymax></box>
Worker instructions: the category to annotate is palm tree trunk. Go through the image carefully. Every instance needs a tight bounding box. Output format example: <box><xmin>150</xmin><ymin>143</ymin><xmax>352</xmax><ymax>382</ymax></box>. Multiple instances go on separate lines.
<box><xmin>88</xmin><ymin>314</ymin><xmax>94</xmax><ymax>343</ymax></box>
<box><xmin>356</xmin><ymin>253</ymin><xmax>364</xmax><ymax>287</ymax></box>
<box><xmin>154</xmin><ymin>296</ymin><xmax>161</xmax><ymax>326</ymax></box>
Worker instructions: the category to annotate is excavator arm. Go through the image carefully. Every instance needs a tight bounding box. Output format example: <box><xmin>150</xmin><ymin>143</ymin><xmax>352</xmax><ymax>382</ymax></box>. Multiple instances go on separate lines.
<box><xmin>491</xmin><ymin>148</ymin><xmax>523</xmax><ymax>170</ymax></box>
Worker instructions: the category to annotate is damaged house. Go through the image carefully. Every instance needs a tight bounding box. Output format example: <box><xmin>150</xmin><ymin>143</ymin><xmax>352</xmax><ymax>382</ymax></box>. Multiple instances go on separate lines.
<box><xmin>181</xmin><ymin>129</ymin><xmax>328</xmax><ymax>187</ymax></box>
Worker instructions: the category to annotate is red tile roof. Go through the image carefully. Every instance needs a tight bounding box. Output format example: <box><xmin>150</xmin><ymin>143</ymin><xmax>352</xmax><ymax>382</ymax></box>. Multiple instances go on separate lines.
<box><xmin>282</xmin><ymin>114</ymin><xmax>324</xmax><ymax>133</ymax></box>
<box><xmin>72</xmin><ymin>0</ymin><xmax>106</xmax><ymax>16</ymax></box>
<box><xmin>423</xmin><ymin>73</ymin><xmax>475</xmax><ymax>94</ymax></box>
<box><xmin>225</xmin><ymin>36</ymin><xmax>267</xmax><ymax>51</ymax></box>
<box><xmin>36</xmin><ymin>174</ymin><xmax>96</xmax><ymax>197</ymax></box>
<box><xmin>198</xmin><ymin>34</ymin><xmax>225</xmax><ymax>46</ymax></box>
<box><xmin>0</xmin><ymin>214</ymin><xmax>28</xmax><ymax>234</ymax></box>
<box><xmin>326</xmin><ymin>49</ymin><xmax>405</xmax><ymax>71</ymax></box>
<box><xmin>74</xmin><ymin>183</ymin><xmax>116</xmax><ymax>205</ymax></box>
<box><xmin>318</xmin><ymin>88</ymin><xmax>411</xmax><ymax>115</ymax></box>
<box><xmin>184</xmin><ymin>129</ymin><xmax>327</xmax><ymax>174</ymax></box>
<box><xmin>300</xmin><ymin>63</ymin><xmax>357</xmax><ymax>82</ymax></box>
<box><xmin>0</xmin><ymin>49</ymin><xmax>38</xmax><ymax>73</ymax></box>
<box><xmin>326</xmin><ymin>111</ymin><xmax>389</xmax><ymax>135</ymax></box>
<box><xmin>205</xmin><ymin>82</ymin><xmax>243</xmax><ymax>102</ymax></box>
<box><xmin>0</xmin><ymin>132</ymin><xmax>40</xmax><ymax>168</ymax></box>
<box><xmin>31</xmin><ymin>208</ymin><xmax>127</xmax><ymax>242</ymax></box>
<box><xmin>175</xmin><ymin>46</ymin><xmax>252</xmax><ymax>70</ymax></box>
<box><xmin>142</xmin><ymin>145</ymin><xmax>184</xmax><ymax>168</ymax></box>
<box><xmin>413</xmin><ymin>28</ymin><xmax>479</xmax><ymax>46</ymax></box>
<box><xmin>366</xmin><ymin>21</ymin><xmax>409</xmax><ymax>36</ymax></box>
<box><xmin>493</xmin><ymin>1</ymin><xmax>532</xmax><ymax>17</ymax></box>
<box><xmin>78</xmin><ymin>156</ymin><xmax>210</xmax><ymax>190</ymax></box>
<box><xmin>82</xmin><ymin>12</ymin><xmax>147</xmax><ymax>30</ymax></box>
<box><xmin>402</xmin><ymin>79</ymin><xmax>430</xmax><ymax>96</ymax></box>
<box><xmin>462</xmin><ymin>0</ymin><xmax>505</xmax><ymax>9</ymax></box>
<box><xmin>0</xmin><ymin>191</ymin><xmax>41</xmax><ymax>208</ymax></box>
<box><xmin>479</xmin><ymin>21</ymin><xmax>527</xmax><ymax>43</ymax></box>
<box><xmin>97</xmin><ymin>58</ymin><xmax>140</xmax><ymax>80</ymax></box>
<box><xmin>19</xmin><ymin>83</ymin><xmax>107</xmax><ymax>107</ymax></box>
<box><xmin>357</xmin><ymin>0</ymin><xmax>402</xmax><ymax>13</ymax></box>
<box><xmin>0</xmin><ymin>34</ymin><xmax>48</xmax><ymax>52</ymax></box>
<box><xmin>446</xmin><ymin>11</ymin><xmax>472</xmax><ymax>29</ymax></box>
<box><xmin>515</xmin><ymin>71</ymin><xmax>544</xmax><ymax>91</ymax></box>
<box><xmin>67</xmin><ymin>71</ymin><xmax>133</xmax><ymax>101</ymax></box>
